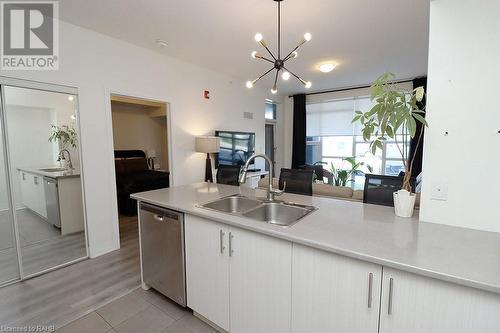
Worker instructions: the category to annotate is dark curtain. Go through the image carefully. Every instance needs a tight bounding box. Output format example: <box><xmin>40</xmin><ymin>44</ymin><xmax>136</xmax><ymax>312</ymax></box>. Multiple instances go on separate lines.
<box><xmin>291</xmin><ymin>94</ymin><xmax>306</xmax><ymax>169</ymax></box>
<box><xmin>408</xmin><ymin>77</ymin><xmax>427</xmax><ymax>176</ymax></box>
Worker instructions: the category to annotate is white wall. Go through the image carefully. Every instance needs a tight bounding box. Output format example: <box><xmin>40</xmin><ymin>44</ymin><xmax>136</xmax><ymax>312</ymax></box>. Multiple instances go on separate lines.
<box><xmin>111</xmin><ymin>103</ymin><xmax>168</xmax><ymax>170</ymax></box>
<box><xmin>0</xmin><ymin>21</ymin><xmax>270</xmax><ymax>257</ymax></box>
<box><xmin>420</xmin><ymin>0</ymin><xmax>500</xmax><ymax>232</ymax></box>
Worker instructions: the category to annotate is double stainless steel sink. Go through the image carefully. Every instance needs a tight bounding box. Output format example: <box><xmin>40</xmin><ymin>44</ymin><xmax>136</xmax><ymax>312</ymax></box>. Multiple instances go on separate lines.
<box><xmin>199</xmin><ymin>194</ymin><xmax>317</xmax><ymax>227</ymax></box>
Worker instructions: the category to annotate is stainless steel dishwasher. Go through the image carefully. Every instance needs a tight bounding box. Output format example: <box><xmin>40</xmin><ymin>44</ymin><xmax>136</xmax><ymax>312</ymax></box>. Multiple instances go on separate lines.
<box><xmin>139</xmin><ymin>202</ymin><xmax>186</xmax><ymax>307</ymax></box>
<box><xmin>43</xmin><ymin>177</ymin><xmax>61</xmax><ymax>228</ymax></box>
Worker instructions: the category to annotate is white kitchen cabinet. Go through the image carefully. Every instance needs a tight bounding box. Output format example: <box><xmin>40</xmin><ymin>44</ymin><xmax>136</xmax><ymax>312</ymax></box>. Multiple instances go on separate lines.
<box><xmin>379</xmin><ymin>268</ymin><xmax>500</xmax><ymax>333</ymax></box>
<box><xmin>185</xmin><ymin>214</ymin><xmax>292</xmax><ymax>333</ymax></box>
<box><xmin>229</xmin><ymin>226</ymin><xmax>292</xmax><ymax>333</ymax></box>
<box><xmin>185</xmin><ymin>214</ymin><xmax>230</xmax><ymax>331</ymax></box>
<box><xmin>291</xmin><ymin>244</ymin><xmax>381</xmax><ymax>333</ymax></box>
<box><xmin>19</xmin><ymin>171</ymin><xmax>47</xmax><ymax>218</ymax></box>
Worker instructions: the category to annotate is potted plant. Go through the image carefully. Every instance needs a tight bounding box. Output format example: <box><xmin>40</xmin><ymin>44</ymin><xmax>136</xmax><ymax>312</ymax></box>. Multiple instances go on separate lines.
<box><xmin>352</xmin><ymin>73</ymin><xmax>427</xmax><ymax>217</ymax></box>
<box><xmin>48</xmin><ymin>124</ymin><xmax>78</xmax><ymax>168</ymax></box>
<box><xmin>316</xmin><ymin>157</ymin><xmax>373</xmax><ymax>187</ymax></box>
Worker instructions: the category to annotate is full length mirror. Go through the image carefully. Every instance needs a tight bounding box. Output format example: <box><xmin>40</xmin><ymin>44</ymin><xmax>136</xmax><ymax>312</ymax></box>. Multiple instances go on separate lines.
<box><xmin>2</xmin><ymin>85</ymin><xmax>87</xmax><ymax>278</ymax></box>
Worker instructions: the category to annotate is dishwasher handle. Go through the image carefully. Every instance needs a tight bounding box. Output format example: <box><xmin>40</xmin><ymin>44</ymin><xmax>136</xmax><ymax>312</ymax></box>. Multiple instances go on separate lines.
<box><xmin>140</xmin><ymin>203</ymin><xmax>181</xmax><ymax>222</ymax></box>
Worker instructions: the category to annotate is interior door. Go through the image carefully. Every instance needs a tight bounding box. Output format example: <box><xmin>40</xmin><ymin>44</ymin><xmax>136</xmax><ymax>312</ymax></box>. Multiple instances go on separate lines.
<box><xmin>0</xmin><ymin>92</ymin><xmax>20</xmax><ymax>285</ymax></box>
<box><xmin>2</xmin><ymin>84</ymin><xmax>87</xmax><ymax>278</ymax></box>
<box><xmin>265</xmin><ymin>123</ymin><xmax>275</xmax><ymax>173</ymax></box>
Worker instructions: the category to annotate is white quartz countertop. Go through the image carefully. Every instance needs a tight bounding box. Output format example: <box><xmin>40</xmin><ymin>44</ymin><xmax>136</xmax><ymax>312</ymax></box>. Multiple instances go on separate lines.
<box><xmin>131</xmin><ymin>182</ymin><xmax>500</xmax><ymax>295</ymax></box>
<box><xmin>17</xmin><ymin>167</ymin><xmax>81</xmax><ymax>179</ymax></box>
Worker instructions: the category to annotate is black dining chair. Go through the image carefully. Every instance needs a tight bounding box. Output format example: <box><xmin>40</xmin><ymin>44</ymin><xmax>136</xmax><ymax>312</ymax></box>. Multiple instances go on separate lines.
<box><xmin>298</xmin><ymin>164</ymin><xmax>325</xmax><ymax>183</ymax></box>
<box><xmin>363</xmin><ymin>174</ymin><xmax>416</xmax><ymax>206</ymax></box>
<box><xmin>279</xmin><ymin>168</ymin><xmax>314</xmax><ymax>196</ymax></box>
<box><xmin>216</xmin><ymin>165</ymin><xmax>241</xmax><ymax>186</ymax></box>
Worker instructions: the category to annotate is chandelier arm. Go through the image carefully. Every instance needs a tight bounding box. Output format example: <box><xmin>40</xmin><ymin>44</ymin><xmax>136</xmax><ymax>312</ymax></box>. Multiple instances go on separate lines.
<box><xmin>253</xmin><ymin>66</ymin><xmax>276</xmax><ymax>83</ymax></box>
<box><xmin>255</xmin><ymin>55</ymin><xmax>275</xmax><ymax>64</ymax></box>
<box><xmin>259</xmin><ymin>41</ymin><xmax>277</xmax><ymax>61</ymax></box>
<box><xmin>273</xmin><ymin>69</ymin><xmax>279</xmax><ymax>88</ymax></box>
<box><xmin>283</xmin><ymin>40</ymin><xmax>306</xmax><ymax>62</ymax></box>
<box><xmin>282</xmin><ymin>66</ymin><xmax>306</xmax><ymax>83</ymax></box>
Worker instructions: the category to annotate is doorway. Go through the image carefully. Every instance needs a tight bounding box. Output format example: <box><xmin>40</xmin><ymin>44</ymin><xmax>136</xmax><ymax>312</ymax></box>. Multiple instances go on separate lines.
<box><xmin>109</xmin><ymin>95</ymin><xmax>171</xmax><ymax>242</ymax></box>
<box><xmin>265</xmin><ymin>123</ymin><xmax>276</xmax><ymax>173</ymax></box>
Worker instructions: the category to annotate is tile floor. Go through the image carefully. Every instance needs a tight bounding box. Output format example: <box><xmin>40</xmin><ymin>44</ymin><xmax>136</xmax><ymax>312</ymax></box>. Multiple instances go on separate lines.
<box><xmin>57</xmin><ymin>288</ymin><xmax>218</xmax><ymax>333</ymax></box>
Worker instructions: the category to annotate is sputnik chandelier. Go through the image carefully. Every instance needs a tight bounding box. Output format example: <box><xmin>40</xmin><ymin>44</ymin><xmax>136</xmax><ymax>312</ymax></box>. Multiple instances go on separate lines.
<box><xmin>246</xmin><ymin>0</ymin><xmax>312</xmax><ymax>94</ymax></box>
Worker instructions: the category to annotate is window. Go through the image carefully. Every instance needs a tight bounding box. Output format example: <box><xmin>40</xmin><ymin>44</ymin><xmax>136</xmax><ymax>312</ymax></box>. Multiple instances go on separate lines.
<box><xmin>265</xmin><ymin>101</ymin><xmax>277</xmax><ymax>120</ymax></box>
<box><xmin>305</xmin><ymin>85</ymin><xmax>412</xmax><ymax>188</ymax></box>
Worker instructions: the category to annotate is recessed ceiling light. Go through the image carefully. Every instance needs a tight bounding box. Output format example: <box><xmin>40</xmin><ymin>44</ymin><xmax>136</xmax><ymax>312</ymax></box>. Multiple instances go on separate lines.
<box><xmin>155</xmin><ymin>39</ymin><xmax>167</xmax><ymax>48</ymax></box>
<box><xmin>319</xmin><ymin>63</ymin><xmax>336</xmax><ymax>73</ymax></box>
<box><xmin>67</xmin><ymin>95</ymin><xmax>74</xmax><ymax>101</ymax></box>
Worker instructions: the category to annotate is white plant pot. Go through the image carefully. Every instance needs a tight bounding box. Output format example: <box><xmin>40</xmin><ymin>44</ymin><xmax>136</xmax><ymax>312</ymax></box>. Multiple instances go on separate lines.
<box><xmin>393</xmin><ymin>190</ymin><xmax>416</xmax><ymax>218</ymax></box>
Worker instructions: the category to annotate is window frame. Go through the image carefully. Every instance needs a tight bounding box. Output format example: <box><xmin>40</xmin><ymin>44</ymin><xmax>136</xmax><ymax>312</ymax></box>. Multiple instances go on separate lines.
<box><xmin>305</xmin><ymin>86</ymin><xmax>413</xmax><ymax>178</ymax></box>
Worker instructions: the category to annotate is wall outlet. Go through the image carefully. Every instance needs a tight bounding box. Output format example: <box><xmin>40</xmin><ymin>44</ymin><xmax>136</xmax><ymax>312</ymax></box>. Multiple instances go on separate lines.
<box><xmin>430</xmin><ymin>182</ymin><xmax>448</xmax><ymax>201</ymax></box>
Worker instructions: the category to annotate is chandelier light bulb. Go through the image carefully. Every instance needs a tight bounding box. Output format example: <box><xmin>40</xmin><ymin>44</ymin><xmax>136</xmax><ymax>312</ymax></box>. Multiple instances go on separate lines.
<box><xmin>291</xmin><ymin>51</ymin><xmax>298</xmax><ymax>59</ymax></box>
<box><xmin>254</xmin><ymin>33</ymin><xmax>263</xmax><ymax>42</ymax></box>
<box><xmin>304</xmin><ymin>33</ymin><xmax>312</xmax><ymax>42</ymax></box>
<box><xmin>251</xmin><ymin>51</ymin><xmax>258</xmax><ymax>58</ymax></box>
<box><xmin>68</xmin><ymin>95</ymin><xmax>74</xmax><ymax>101</ymax></box>
<box><xmin>281</xmin><ymin>71</ymin><xmax>291</xmax><ymax>80</ymax></box>
<box><xmin>246</xmin><ymin>81</ymin><xmax>254</xmax><ymax>89</ymax></box>
<box><xmin>304</xmin><ymin>81</ymin><xmax>312</xmax><ymax>89</ymax></box>
<box><xmin>271</xmin><ymin>86</ymin><xmax>278</xmax><ymax>94</ymax></box>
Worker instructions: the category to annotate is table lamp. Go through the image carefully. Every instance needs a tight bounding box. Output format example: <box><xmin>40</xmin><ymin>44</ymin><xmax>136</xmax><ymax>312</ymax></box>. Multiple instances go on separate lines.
<box><xmin>195</xmin><ymin>136</ymin><xmax>220</xmax><ymax>182</ymax></box>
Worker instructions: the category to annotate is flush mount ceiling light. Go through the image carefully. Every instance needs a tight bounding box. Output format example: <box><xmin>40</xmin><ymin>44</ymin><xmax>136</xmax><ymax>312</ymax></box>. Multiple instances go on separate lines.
<box><xmin>246</xmin><ymin>0</ymin><xmax>312</xmax><ymax>94</ymax></box>
<box><xmin>319</xmin><ymin>63</ymin><xmax>336</xmax><ymax>73</ymax></box>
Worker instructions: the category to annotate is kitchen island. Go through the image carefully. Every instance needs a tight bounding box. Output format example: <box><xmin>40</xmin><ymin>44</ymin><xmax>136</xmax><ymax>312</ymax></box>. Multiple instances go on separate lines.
<box><xmin>132</xmin><ymin>182</ymin><xmax>500</xmax><ymax>333</ymax></box>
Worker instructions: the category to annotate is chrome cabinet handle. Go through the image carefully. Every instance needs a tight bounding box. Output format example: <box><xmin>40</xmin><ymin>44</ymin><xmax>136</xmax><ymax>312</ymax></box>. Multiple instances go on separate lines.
<box><xmin>228</xmin><ymin>232</ymin><xmax>234</xmax><ymax>257</ymax></box>
<box><xmin>219</xmin><ymin>229</ymin><xmax>225</xmax><ymax>254</ymax></box>
<box><xmin>368</xmin><ymin>272</ymin><xmax>373</xmax><ymax>308</ymax></box>
<box><xmin>22</xmin><ymin>173</ymin><xmax>26</xmax><ymax>181</ymax></box>
<box><xmin>388</xmin><ymin>278</ymin><xmax>394</xmax><ymax>315</ymax></box>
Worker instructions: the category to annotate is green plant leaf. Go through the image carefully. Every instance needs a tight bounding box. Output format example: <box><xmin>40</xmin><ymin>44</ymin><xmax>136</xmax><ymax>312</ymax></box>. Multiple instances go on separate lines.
<box><xmin>412</xmin><ymin>113</ymin><xmax>428</xmax><ymax>127</ymax></box>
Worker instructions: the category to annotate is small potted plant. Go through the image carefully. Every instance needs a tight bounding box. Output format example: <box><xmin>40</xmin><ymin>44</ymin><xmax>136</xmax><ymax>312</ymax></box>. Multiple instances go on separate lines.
<box><xmin>316</xmin><ymin>158</ymin><xmax>373</xmax><ymax>187</ymax></box>
<box><xmin>48</xmin><ymin>124</ymin><xmax>78</xmax><ymax>168</ymax></box>
<box><xmin>352</xmin><ymin>73</ymin><xmax>427</xmax><ymax>217</ymax></box>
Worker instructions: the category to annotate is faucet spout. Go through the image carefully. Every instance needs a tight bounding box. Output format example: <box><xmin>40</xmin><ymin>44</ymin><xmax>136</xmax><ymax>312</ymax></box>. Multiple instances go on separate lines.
<box><xmin>58</xmin><ymin>149</ymin><xmax>73</xmax><ymax>170</ymax></box>
<box><xmin>239</xmin><ymin>153</ymin><xmax>283</xmax><ymax>201</ymax></box>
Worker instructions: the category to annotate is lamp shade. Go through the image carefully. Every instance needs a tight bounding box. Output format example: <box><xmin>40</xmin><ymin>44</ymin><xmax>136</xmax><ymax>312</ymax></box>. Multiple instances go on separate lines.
<box><xmin>195</xmin><ymin>136</ymin><xmax>220</xmax><ymax>153</ymax></box>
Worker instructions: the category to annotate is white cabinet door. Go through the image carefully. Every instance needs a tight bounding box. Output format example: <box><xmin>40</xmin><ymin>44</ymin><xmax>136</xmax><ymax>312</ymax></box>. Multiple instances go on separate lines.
<box><xmin>32</xmin><ymin>174</ymin><xmax>47</xmax><ymax>218</ymax></box>
<box><xmin>185</xmin><ymin>214</ymin><xmax>230</xmax><ymax>331</ymax></box>
<box><xmin>291</xmin><ymin>244</ymin><xmax>381</xmax><ymax>333</ymax></box>
<box><xmin>229</xmin><ymin>227</ymin><xmax>292</xmax><ymax>333</ymax></box>
<box><xmin>20</xmin><ymin>171</ymin><xmax>32</xmax><ymax>208</ymax></box>
<box><xmin>380</xmin><ymin>268</ymin><xmax>500</xmax><ymax>333</ymax></box>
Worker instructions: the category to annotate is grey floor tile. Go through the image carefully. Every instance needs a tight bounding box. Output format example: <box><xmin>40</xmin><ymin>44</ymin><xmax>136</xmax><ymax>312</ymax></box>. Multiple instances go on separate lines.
<box><xmin>135</xmin><ymin>288</ymin><xmax>190</xmax><ymax>320</ymax></box>
<box><xmin>161</xmin><ymin>320</ymin><xmax>196</xmax><ymax>333</ymax></box>
<box><xmin>114</xmin><ymin>305</ymin><xmax>176</xmax><ymax>333</ymax></box>
<box><xmin>56</xmin><ymin>312</ymin><xmax>111</xmax><ymax>333</ymax></box>
<box><xmin>176</xmin><ymin>315</ymin><xmax>218</xmax><ymax>333</ymax></box>
<box><xmin>96</xmin><ymin>290</ymin><xmax>150</xmax><ymax>326</ymax></box>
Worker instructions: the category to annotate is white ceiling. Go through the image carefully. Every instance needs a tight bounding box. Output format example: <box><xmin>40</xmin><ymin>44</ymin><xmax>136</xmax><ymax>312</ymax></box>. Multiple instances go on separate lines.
<box><xmin>59</xmin><ymin>0</ymin><xmax>430</xmax><ymax>95</ymax></box>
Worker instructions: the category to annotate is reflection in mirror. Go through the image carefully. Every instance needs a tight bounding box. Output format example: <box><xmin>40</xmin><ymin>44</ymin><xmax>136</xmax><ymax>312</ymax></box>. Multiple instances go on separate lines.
<box><xmin>2</xmin><ymin>86</ymin><xmax>87</xmax><ymax>277</ymax></box>
<box><xmin>0</xmin><ymin>116</ymin><xmax>20</xmax><ymax>284</ymax></box>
